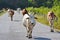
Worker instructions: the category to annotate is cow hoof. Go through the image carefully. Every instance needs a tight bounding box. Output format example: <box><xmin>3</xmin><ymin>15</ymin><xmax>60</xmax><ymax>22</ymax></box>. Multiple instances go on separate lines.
<box><xmin>51</xmin><ymin>30</ymin><xmax>54</xmax><ymax>32</ymax></box>
<box><xmin>11</xmin><ymin>20</ymin><xmax>13</xmax><ymax>21</ymax></box>
<box><xmin>26</xmin><ymin>36</ymin><xmax>28</xmax><ymax>37</ymax></box>
<box><xmin>28</xmin><ymin>37</ymin><xmax>32</xmax><ymax>39</ymax></box>
<box><xmin>26</xmin><ymin>36</ymin><xmax>32</xmax><ymax>39</ymax></box>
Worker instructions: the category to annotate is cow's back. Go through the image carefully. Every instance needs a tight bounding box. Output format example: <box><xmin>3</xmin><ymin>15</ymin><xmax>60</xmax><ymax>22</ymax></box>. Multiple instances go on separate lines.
<box><xmin>22</xmin><ymin>14</ymin><xmax>30</xmax><ymax>27</ymax></box>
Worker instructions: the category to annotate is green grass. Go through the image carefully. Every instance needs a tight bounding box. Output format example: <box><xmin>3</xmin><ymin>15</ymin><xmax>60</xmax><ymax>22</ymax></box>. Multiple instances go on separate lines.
<box><xmin>36</xmin><ymin>15</ymin><xmax>60</xmax><ymax>30</ymax></box>
<box><xmin>36</xmin><ymin>15</ymin><xmax>49</xmax><ymax>25</ymax></box>
<box><xmin>0</xmin><ymin>10</ymin><xmax>6</xmax><ymax>16</ymax></box>
<box><xmin>26</xmin><ymin>6</ymin><xmax>60</xmax><ymax>30</ymax></box>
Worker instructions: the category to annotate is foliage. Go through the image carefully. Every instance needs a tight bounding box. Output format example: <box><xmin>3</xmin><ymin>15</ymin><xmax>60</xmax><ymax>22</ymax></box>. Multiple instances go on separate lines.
<box><xmin>26</xmin><ymin>6</ymin><xmax>60</xmax><ymax>30</ymax></box>
<box><xmin>0</xmin><ymin>0</ymin><xmax>60</xmax><ymax>9</ymax></box>
<box><xmin>0</xmin><ymin>9</ymin><xmax>6</xmax><ymax>16</ymax></box>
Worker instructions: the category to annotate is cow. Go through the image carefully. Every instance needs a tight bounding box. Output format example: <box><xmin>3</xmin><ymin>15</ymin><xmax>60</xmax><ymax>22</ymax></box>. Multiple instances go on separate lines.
<box><xmin>22</xmin><ymin>9</ymin><xmax>37</xmax><ymax>38</ymax></box>
<box><xmin>47</xmin><ymin>11</ymin><xmax>58</xmax><ymax>32</ymax></box>
<box><xmin>7</xmin><ymin>9</ymin><xmax>14</xmax><ymax>21</ymax></box>
<box><xmin>17</xmin><ymin>8</ymin><xmax>21</xmax><ymax>14</ymax></box>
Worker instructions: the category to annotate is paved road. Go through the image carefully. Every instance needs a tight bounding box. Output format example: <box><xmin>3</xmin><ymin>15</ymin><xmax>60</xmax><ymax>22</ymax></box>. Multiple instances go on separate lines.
<box><xmin>0</xmin><ymin>11</ymin><xmax>60</xmax><ymax>40</ymax></box>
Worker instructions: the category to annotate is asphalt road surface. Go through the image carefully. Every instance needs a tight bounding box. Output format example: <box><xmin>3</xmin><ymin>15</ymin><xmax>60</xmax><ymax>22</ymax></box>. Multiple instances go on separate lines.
<box><xmin>0</xmin><ymin>11</ymin><xmax>60</xmax><ymax>40</ymax></box>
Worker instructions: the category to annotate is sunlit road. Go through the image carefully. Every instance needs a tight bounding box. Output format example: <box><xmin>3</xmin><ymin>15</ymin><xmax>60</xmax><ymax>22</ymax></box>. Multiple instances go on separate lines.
<box><xmin>0</xmin><ymin>11</ymin><xmax>60</xmax><ymax>40</ymax></box>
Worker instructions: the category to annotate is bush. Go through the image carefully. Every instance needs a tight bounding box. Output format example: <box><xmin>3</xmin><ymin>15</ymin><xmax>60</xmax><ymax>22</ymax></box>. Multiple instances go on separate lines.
<box><xmin>26</xmin><ymin>6</ymin><xmax>60</xmax><ymax>30</ymax></box>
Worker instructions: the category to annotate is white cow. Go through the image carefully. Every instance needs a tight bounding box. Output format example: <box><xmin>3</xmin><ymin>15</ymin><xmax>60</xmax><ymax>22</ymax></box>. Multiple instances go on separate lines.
<box><xmin>17</xmin><ymin>8</ymin><xmax>21</xmax><ymax>14</ymax></box>
<box><xmin>22</xmin><ymin>13</ymin><xmax>37</xmax><ymax>38</ymax></box>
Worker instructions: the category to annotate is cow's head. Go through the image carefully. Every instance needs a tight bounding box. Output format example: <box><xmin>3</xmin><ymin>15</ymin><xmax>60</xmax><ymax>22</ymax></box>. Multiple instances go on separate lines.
<box><xmin>25</xmin><ymin>13</ymin><xmax>37</xmax><ymax>26</ymax></box>
<box><xmin>22</xmin><ymin>9</ymin><xmax>28</xmax><ymax>16</ymax></box>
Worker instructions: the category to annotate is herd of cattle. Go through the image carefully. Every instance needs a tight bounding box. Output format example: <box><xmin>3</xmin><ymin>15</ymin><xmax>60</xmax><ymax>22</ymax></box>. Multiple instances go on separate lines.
<box><xmin>7</xmin><ymin>8</ymin><xmax>58</xmax><ymax>39</ymax></box>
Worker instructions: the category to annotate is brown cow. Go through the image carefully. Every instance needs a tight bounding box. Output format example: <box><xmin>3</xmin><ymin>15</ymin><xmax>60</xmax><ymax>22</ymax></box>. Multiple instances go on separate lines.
<box><xmin>22</xmin><ymin>9</ymin><xmax>28</xmax><ymax>16</ymax></box>
<box><xmin>7</xmin><ymin>9</ymin><xmax>14</xmax><ymax>21</ymax></box>
<box><xmin>47</xmin><ymin>11</ymin><xmax>58</xmax><ymax>32</ymax></box>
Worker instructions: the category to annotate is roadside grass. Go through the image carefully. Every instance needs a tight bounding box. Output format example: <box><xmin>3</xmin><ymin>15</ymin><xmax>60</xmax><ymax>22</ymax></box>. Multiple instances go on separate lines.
<box><xmin>35</xmin><ymin>15</ymin><xmax>60</xmax><ymax>32</ymax></box>
<box><xmin>36</xmin><ymin>15</ymin><xmax>60</xmax><ymax>30</ymax></box>
<box><xmin>0</xmin><ymin>10</ymin><xmax>6</xmax><ymax>16</ymax></box>
<box><xmin>26</xmin><ymin>6</ymin><xmax>60</xmax><ymax>31</ymax></box>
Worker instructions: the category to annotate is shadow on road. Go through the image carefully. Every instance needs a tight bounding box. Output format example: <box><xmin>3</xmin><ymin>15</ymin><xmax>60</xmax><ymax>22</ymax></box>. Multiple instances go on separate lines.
<box><xmin>34</xmin><ymin>37</ymin><xmax>51</xmax><ymax>40</ymax></box>
<box><xmin>57</xmin><ymin>32</ymin><xmax>60</xmax><ymax>33</ymax></box>
<box><xmin>13</xmin><ymin>20</ymin><xmax>21</xmax><ymax>22</ymax></box>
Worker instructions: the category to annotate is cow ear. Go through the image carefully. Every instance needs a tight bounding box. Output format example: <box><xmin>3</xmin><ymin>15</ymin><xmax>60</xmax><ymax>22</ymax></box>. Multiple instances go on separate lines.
<box><xmin>26</xmin><ymin>18</ymin><xmax>29</xmax><ymax>19</ymax></box>
<box><xmin>34</xmin><ymin>17</ymin><xmax>37</xmax><ymax>19</ymax></box>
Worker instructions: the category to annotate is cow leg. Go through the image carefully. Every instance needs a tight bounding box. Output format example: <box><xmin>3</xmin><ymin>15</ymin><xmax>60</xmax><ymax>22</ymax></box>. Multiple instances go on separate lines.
<box><xmin>49</xmin><ymin>20</ymin><xmax>54</xmax><ymax>32</ymax></box>
<box><xmin>28</xmin><ymin>26</ymin><xmax>33</xmax><ymax>39</ymax></box>
<box><xmin>26</xmin><ymin>27</ymin><xmax>32</xmax><ymax>39</ymax></box>
<box><xmin>28</xmin><ymin>29</ymin><xmax>32</xmax><ymax>38</ymax></box>
<box><xmin>26</xmin><ymin>27</ymin><xmax>29</xmax><ymax>37</ymax></box>
<box><xmin>11</xmin><ymin>16</ymin><xmax>13</xmax><ymax>21</ymax></box>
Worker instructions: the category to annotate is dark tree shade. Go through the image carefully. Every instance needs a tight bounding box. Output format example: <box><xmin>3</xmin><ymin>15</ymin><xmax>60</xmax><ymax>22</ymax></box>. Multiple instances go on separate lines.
<box><xmin>0</xmin><ymin>0</ymin><xmax>60</xmax><ymax>9</ymax></box>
